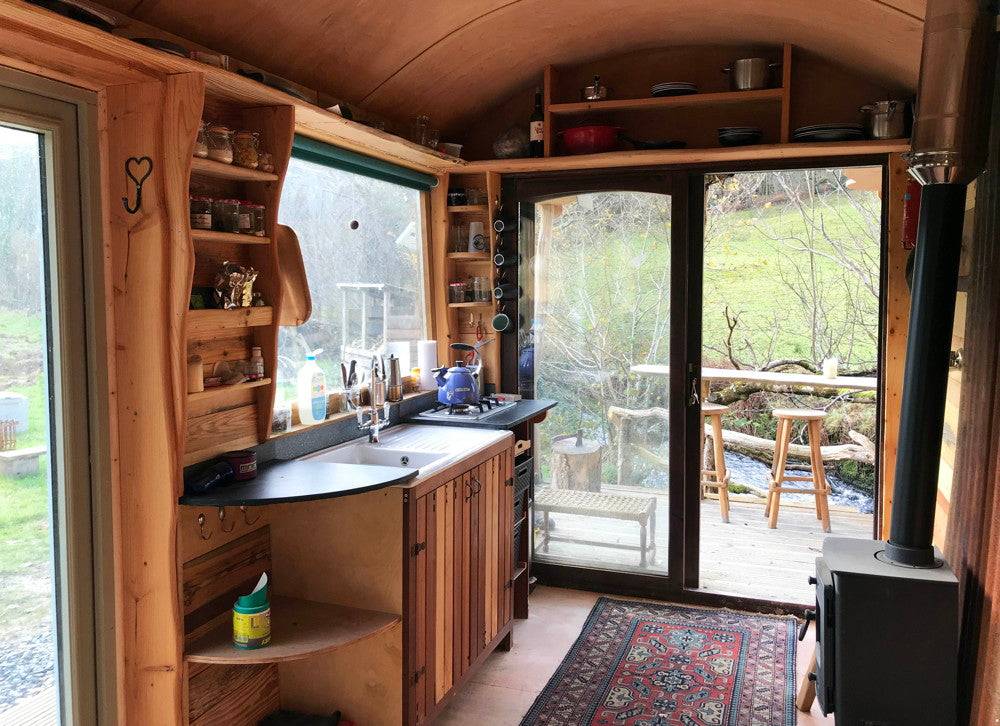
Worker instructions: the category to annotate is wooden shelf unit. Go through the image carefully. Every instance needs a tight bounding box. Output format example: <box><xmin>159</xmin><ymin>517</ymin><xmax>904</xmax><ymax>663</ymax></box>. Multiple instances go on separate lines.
<box><xmin>183</xmin><ymin>95</ymin><xmax>295</xmax><ymax>467</ymax></box>
<box><xmin>185</xmin><ymin>596</ymin><xmax>400</xmax><ymax>665</ymax></box>
<box><xmin>434</xmin><ymin>172</ymin><xmax>503</xmax><ymax>389</ymax></box>
<box><xmin>543</xmin><ymin>43</ymin><xmax>795</xmax><ymax>157</ymax></box>
<box><xmin>192</xmin><ymin>229</ymin><xmax>271</xmax><ymax>245</ymax></box>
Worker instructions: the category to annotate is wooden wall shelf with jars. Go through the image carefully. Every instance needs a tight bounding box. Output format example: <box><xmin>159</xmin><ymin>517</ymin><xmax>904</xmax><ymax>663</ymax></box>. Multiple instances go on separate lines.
<box><xmin>183</xmin><ymin>94</ymin><xmax>295</xmax><ymax>467</ymax></box>
<box><xmin>432</xmin><ymin>171</ymin><xmax>504</xmax><ymax>389</ymax></box>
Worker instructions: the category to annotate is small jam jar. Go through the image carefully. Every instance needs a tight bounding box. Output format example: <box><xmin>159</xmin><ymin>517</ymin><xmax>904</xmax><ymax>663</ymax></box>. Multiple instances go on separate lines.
<box><xmin>194</xmin><ymin>122</ymin><xmax>209</xmax><ymax>158</ymax></box>
<box><xmin>448</xmin><ymin>282</ymin><xmax>468</xmax><ymax>304</ymax></box>
<box><xmin>190</xmin><ymin>196</ymin><xmax>213</xmax><ymax>230</ymax></box>
<box><xmin>206</xmin><ymin>125</ymin><xmax>233</xmax><ymax>164</ymax></box>
<box><xmin>212</xmin><ymin>198</ymin><xmax>241</xmax><ymax>233</ymax></box>
<box><xmin>238</xmin><ymin>201</ymin><xmax>265</xmax><ymax>236</ymax></box>
<box><xmin>233</xmin><ymin>131</ymin><xmax>260</xmax><ymax>169</ymax></box>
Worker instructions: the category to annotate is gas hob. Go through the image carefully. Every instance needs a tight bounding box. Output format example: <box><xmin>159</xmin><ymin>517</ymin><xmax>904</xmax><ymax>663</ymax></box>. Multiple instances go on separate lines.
<box><xmin>413</xmin><ymin>396</ymin><xmax>513</xmax><ymax>422</ymax></box>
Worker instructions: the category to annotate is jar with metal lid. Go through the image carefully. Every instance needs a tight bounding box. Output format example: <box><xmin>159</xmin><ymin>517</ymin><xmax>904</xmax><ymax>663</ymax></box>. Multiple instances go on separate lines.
<box><xmin>448</xmin><ymin>282</ymin><xmax>468</xmax><ymax>304</ymax></box>
<box><xmin>190</xmin><ymin>196</ymin><xmax>213</xmax><ymax>230</ymax></box>
<box><xmin>471</xmin><ymin>275</ymin><xmax>490</xmax><ymax>302</ymax></box>
<box><xmin>206</xmin><ymin>125</ymin><xmax>233</xmax><ymax>164</ymax></box>
<box><xmin>212</xmin><ymin>198</ymin><xmax>241</xmax><ymax>233</ymax></box>
<box><xmin>258</xmin><ymin>152</ymin><xmax>274</xmax><ymax>174</ymax></box>
<box><xmin>239</xmin><ymin>201</ymin><xmax>265</xmax><ymax>236</ymax></box>
<box><xmin>233</xmin><ymin>131</ymin><xmax>260</xmax><ymax>169</ymax></box>
<box><xmin>194</xmin><ymin>122</ymin><xmax>209</xmax><ymax>158</ymax></box>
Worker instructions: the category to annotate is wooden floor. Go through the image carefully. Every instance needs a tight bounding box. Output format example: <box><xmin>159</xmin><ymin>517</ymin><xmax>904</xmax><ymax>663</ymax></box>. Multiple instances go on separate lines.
<box><xmin>435</xmin><ymin>585</ymin><xmax>830</xmax><ymax>725</ymax></box>
<box><xmin>535</xmin><ymin>489</ymin><xmax>873</xmax><ymax>604</ymax></box>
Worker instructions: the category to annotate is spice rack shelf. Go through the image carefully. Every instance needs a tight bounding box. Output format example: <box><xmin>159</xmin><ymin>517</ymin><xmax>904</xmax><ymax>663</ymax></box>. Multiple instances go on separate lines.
<box><xmin>188</xmin><ymin>378</ymin><xmax>272</xmax><ymax>404</ymax></box>
<box><xmin>184</xmin><ymin>596</ymin><xmax>400</xmax><ymax>665</ymax></box>
<box><xmin>191</xmin><ymin>229</ymin><xmax>271</xmax><ymax>245</ymax></box>
<box><xmin>448</xmin><ymin>301</ymin><xmax>493</xmax><ymax>309</ymax></box>
<box><xmin>187</xmin><ymin>307</ymin><xmax>274</xmax><ymax>336</ymax></box>
<box><xmin>447</xmin><ymin>252</ymin><xmax>491</xmax><ymax>261</ymax></box>
<box><xmin>447</xmin><ymin>204</ymin><xmax>489</xmax><ymax>214</ymax></box>
<box><xmin>547</xmin><ymin>87</ymin><xmax>783</xmax><ymax>116</ymax></box>
<box><xmin>191</xmin><ymin>156</ymin><xmax>279</xmax><ymax>182</ymax></box>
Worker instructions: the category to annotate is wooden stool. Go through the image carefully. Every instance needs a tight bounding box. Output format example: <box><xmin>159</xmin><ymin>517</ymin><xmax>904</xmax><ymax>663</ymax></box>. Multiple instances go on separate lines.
<box><xmin>701</xmin><ymin>403</ymin><xmax>731</xmax><ymax>523</ymax></box>
<box><xmin>765</xmin><ymin>408</ymin><xmax>831</xmax><ymax>532</ymax></box>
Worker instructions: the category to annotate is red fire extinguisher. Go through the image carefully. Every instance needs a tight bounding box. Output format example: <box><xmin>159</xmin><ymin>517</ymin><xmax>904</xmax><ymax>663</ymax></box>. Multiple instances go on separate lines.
<box><xmin>901</xmin><ymin>178</ymin><xmax>922</xmax><ymax>250</ymax></box>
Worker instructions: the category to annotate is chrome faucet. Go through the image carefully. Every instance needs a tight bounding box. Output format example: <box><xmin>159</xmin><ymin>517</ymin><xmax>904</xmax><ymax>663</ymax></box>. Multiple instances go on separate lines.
<box><xmin>353</xmin><ymin>360</ymin><xmax>392</xmax><ymax>443</ymax></box>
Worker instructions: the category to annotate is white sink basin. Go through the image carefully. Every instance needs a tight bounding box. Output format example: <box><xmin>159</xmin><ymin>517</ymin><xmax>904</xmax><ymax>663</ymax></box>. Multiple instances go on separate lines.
<box><xmin>314</xmin><ymin>443</ymin><xmax>445</xmax><ymax>471</ymax></box>
<box><xmin>304</xmin><ymin>424</ymin><xmax>511</xmax><ymax>478</ymax></box>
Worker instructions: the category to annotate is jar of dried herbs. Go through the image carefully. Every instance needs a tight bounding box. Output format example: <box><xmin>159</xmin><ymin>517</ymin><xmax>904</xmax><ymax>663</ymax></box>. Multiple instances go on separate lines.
<box><xmin>194</xmin><ymin>122</ymin><xmax>209</xmax><ymax>158</ymax></box>
<box><xmin>212</xmin><ymin>198</ymin><xmax>241</xmax><ymax>233</ymax></box>
<box><xmin>190</xmin><ymin>196</ymin><xmax>213</xmax><ymax>230</ymax></box>
<box><xmin>206</xmin><ymin>125</ymin><xmax>233</xmax><ymax>164</ymax></box>
<box><xmin>233</xmin><ymin>131</ymin><xmax>260</xmax><ymax>169</ymax></box>
<box><xmin>239</xmin><ymin>201</ymin><xmax>266</xmax><ymax>236</ymax></box>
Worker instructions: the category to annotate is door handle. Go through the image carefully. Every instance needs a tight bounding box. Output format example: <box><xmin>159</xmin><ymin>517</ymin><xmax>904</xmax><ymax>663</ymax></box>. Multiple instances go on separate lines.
<box><xmin>687</xmin><ymin>363</ymin><xmax>701</xmax><ymax>406</ymax></box>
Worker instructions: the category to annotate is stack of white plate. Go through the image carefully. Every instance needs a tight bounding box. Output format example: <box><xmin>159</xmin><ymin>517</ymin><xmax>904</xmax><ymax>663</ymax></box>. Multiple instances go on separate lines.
<box><xmin>791</xmin><ymin>123</ymin><xmax>864</xmax><ymax>142</ymax></box>
<box><xmin>651</xmin><ymin>82</ymin><xmax>698</xmax><ymax>97</ymax></box>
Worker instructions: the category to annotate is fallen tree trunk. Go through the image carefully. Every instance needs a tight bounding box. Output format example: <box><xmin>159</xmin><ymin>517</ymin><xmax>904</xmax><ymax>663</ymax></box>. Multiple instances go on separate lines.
<box><xmin>712</xmin><ymin>381</ymin><xmax>876</xmax><ymax>406</ymax></box>
<box><xmin>711</xmin><ymin>428</ymin><xmax>876</xmax><ymax>465</ymax></box>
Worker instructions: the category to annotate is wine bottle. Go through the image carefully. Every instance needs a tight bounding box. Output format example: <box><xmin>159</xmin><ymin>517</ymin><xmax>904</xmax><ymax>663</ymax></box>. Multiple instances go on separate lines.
<box><xmin>493</xmin><ymin>252</ymin><xmax>521</xmax><ymax>268</ymax></box>
<box><xmin>529</xmin><ymin>87</ymin><xmax>544</xmax><ymax>158</ymax></box>
<box><xmin>494</xmin><ymin>283</ymin><xmax>523</xmax><ymax>300</ymax></box>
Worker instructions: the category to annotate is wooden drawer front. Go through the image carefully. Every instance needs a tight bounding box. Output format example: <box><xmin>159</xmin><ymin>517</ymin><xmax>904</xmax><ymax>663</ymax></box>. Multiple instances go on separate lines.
<box><xmin>406</xmin><ymin>445</ymin><xmax>514</xmax><ymax>724</ymax></box>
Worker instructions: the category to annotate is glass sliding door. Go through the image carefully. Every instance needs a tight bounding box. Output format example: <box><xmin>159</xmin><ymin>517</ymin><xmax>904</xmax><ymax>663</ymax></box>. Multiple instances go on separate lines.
<box><xmin>522</xmin><ymin>187</ymin><xmax>674</xmax><ymax>576</ymax></box>
<box><xmin>697</xmin><ymin>166</ymin><xmax>884</xmax><ymax>604</ymax></box>
<box><xmin>0</xmin><ymin>81</ymin><xmax>97</xmax><ymax>724</ymax></box>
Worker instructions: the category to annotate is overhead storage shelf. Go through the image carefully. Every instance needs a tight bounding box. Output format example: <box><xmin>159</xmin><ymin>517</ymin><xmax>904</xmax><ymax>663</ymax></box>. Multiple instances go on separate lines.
<box><xmin>184</xmin><ymin>596</ymin><xmax>400</xmax><ymax>665</ymax></box>
<box><xmin>548</xmin><ymin>88</ymin><xmax>783</xmax><ymax>115</ymax></box>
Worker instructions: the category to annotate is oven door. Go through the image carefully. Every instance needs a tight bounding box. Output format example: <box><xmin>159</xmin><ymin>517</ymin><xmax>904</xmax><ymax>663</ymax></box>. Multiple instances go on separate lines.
<box><xmin>815</xmin><ymin>559</ymin><xmax>836</xmax><ymax>715</ymax></box>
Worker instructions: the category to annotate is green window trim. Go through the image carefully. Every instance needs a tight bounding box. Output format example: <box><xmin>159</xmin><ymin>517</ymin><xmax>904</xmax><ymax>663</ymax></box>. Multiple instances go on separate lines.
<box><xmin>291</xmin><ymin>135</ymin><xmax>438</xmax><ymax>191</ymax></box>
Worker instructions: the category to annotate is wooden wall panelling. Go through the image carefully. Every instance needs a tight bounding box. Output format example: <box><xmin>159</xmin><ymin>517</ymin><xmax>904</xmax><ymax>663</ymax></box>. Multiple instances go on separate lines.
<box><xmin>415</xmin><ymin>493</ymin><xmax>428</xmax><ymax>722</ymax></box>
<box><xmin>879</xmin><ymin>153</ymin><xmax>911</xmax><ymax>537</ymax></box>
<box><xmin>431</xmin><ymin>174</ymin><xmax>454</xmax><ymax>366</ymax></box>
<box><xmin>187</xmin><ymin>661</ymin><xmax>280</xmax><ymax>726</ymax></box>
<box><xmin>178</xmin><ymin>506</ymin><xmax>272</xmax><ymax>563</ymax></box>
<box><xmin>779</xmin><ymin>43</ymin><xmax>792</xmax><ymax>142</ymax></box>
<box><xmin>104</xmin><ymin>72</ymin><xmax>203</xmax><ymax>725</ymax></box>
<box><xmin>184</xmin><ymin>403</ymin><xmax>260</xmax><ymax>466</ymax></box>
<box><xmin>945</xmin><ymin>64</ymin><xmax>1000</xmax><ymax>722</ymax></box>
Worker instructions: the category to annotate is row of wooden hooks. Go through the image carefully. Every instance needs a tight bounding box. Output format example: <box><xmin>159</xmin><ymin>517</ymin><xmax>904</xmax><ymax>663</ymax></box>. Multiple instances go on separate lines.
<box><xmin>197</xmin><ymin>506</ymin><xmax>260</xmax><ymax>540</ymax></box>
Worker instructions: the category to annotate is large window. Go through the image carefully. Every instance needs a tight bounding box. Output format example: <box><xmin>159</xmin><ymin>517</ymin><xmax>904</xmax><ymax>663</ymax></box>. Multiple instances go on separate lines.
<box><xmin>276</xmin><ymin>157</ymin><xmax>427</xmax><ymax>400</ymax></box>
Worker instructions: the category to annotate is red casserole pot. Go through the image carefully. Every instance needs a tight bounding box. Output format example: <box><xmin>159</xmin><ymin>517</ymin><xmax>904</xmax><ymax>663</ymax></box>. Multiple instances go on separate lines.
<box><xmin>558</xmin><ymin>125</ymin><xmax>622</xmax><ymax>155</ymax></box>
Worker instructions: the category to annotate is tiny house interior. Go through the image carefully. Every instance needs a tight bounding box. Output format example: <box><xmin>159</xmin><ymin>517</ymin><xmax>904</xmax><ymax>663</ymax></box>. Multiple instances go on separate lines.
<box><xmin>0</xmin><ymin>1</ymin><xmax>997</xmax><ymax>724</ymax></box>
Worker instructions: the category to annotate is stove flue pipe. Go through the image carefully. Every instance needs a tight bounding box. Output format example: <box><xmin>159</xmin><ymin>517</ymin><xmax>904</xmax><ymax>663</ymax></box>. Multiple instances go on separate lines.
<box><xmin>886</xmin><ymin>0</ymin><xmax>997</xmax><ymax>567</ymax></box>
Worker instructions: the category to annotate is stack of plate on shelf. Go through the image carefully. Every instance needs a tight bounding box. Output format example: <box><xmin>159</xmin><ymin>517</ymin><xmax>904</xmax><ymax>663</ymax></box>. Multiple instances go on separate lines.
<box><xmin>791</xmin><ymin>123</ymin><xmax>865</xmax><ymax>142</ymax></box>
<box><xmin>651</xmin><ymin>82</ymin><xmax>698</xmax><ymax>97</ymax></box>
<box><xmin>718</xmin><ymin>126</ymin><xmax>763</xmax><ymax>146</ymax></box>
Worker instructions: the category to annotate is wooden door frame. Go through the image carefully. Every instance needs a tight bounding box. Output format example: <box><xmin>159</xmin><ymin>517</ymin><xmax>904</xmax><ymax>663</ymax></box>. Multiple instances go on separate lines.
<box><xmin>509</xmin><ymin>153</ymin><xmax>892</xmax><ymax>612</ymax></box>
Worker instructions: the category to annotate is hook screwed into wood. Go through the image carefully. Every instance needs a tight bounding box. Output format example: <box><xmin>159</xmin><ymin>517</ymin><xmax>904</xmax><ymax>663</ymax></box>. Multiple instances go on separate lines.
<box><xmin>197</xmin><ymin>513</ymin><xmax>212</xmax><ymax>540</ymax></box>
<box><xmin>240</xmin><ymin>505</ymin><xmax>260</xmax><ymax>526</ymax></box>
<box><xmin>218</xmin><ymin>506</ymin><xmax>235</xmax><ymax>533</ymax></box>
<box><xmin>121</xmin><ymin>156</ymin><xmax>153</xmax><ymax>214</ymax></box>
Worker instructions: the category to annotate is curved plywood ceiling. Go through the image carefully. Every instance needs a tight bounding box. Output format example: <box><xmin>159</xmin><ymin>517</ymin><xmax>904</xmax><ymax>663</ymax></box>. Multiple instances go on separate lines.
<box><xmin>100</xmin><ymin>0</ymin><xmax>925</xmax><ymax>130</ymax></box>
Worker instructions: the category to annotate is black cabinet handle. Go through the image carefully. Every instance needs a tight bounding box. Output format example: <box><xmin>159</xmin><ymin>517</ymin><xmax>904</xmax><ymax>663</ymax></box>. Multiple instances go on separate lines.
<box><xmin>798</xmin><ymin>610</ymin><xmax>816</xmax><ymax>641</ymax></box>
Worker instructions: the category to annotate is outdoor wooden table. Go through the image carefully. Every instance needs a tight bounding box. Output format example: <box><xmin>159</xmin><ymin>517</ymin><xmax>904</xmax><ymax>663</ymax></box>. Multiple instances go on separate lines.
<box><xmin>630</xmin><ymin>364</ymin><xmax>877</xmax><ymax>400</ymax></box>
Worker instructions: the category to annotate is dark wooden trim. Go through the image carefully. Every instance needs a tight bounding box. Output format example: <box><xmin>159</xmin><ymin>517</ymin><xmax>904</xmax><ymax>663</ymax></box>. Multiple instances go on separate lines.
<box><xmin>531</xmin><ymin>562</ymin><xmax>808</xmax><ymax>617</ymax></box>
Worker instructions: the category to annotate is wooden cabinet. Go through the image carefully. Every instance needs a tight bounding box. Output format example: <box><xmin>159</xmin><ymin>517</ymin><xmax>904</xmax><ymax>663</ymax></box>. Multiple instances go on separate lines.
<box><xmin>405</xmin><ymin>445</ymin><xmax>514</xmax><ymax>724</ymax></box>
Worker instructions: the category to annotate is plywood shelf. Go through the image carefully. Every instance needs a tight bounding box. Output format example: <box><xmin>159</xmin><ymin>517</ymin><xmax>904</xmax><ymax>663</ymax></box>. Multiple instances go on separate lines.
<box><xmin>184</xmin><ymin>596</ymin><xmax>400</xmax><ymax>664</ymax></box>
<box><xmin>191</xmin><ymin>156</ymin><xmax>279</xmax><ymax>182</ymax></box>
<box><xmin>188</xmin><ymin>378</ymin><xmax>271</xmax><ymax>403</ymax></box>
<box><xmin>447</xmin><ymin>205</ymin><xmax>489</xmax><ymax>213</ymax></box>
<box><xmin>448</xmin><ymin>302</ymin><xmax>493</xmax><ymax>308</ymax></box>
<box><xmin>447</xmin><ymin>252</ymin><xmax>491</xmax><ymax>261</ymax></box>
<box><xmin>548</xmin><ymin>87</ymin><xmax>784</xmax><ymax>115</ymax></box>
<box><xmin>186</xmin><ymin>306</ymin><xmax>274</xmax><ymax>336</ymax></box>
<box><xmin>191</xmin><ymin>229</ymin><xmax>271</xmax><ymax>245</ymax></box>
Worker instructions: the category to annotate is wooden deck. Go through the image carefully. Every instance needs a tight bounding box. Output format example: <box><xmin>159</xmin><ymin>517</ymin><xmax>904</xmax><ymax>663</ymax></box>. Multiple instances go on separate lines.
<box><xmin>0</xmin><ymin>688</ymin><xmax>56</xmax><ymax>725</ymax></box>
<box><xmin>533</xmin><ymin>488</ymin><xmax>873</xmax><ymax>604</ymax></box>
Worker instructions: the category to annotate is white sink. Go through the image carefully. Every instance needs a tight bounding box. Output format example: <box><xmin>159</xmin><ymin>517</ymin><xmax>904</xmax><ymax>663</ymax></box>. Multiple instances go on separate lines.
<box><xmin>304</xmin><ymin>424</ymin><xmax>511</xmax><ymax>478</ymax></box>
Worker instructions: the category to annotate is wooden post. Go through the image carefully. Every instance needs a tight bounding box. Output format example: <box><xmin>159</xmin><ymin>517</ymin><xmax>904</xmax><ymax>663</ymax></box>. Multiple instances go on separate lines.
<box><xmin>104</xmin><ymin>73</ymin><xmax>203</xmax><ymax>724</ymax></box>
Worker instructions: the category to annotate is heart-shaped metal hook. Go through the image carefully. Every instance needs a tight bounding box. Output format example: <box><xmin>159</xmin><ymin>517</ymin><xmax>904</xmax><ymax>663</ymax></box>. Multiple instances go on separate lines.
<box><xmin>122</xmin><ymin>155</ymin><xmax>153</xmax><ymax>214</ymax></box>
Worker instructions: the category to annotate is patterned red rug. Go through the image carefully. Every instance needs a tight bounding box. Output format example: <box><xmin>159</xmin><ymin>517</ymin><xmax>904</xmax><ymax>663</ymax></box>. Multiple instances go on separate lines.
<box><xmin>521</xmin><ymin>598</ymin><xmax>797</xmax><ymax>726</ymax></box>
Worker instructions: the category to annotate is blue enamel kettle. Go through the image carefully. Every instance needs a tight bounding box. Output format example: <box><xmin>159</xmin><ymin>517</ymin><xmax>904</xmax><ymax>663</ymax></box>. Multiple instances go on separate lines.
<box><xmin>432</xmin><ymin>341</ymin><xmax>493</xmax><ymax>406</ymax></box>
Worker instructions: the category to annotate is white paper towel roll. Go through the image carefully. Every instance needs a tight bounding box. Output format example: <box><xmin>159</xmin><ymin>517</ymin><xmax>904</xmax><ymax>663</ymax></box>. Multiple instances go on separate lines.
<box><xmin>385</xmin><ymin>341</ymin><xmax>411</xmax><ymax>374</ymax></box>
<box><xmin>416</xmin><ymin>340</ymin><xmax>438</xmax><ymax>391</ymax></box>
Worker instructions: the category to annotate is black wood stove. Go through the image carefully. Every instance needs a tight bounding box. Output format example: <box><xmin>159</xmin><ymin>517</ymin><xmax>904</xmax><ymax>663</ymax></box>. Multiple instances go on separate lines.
<box><xmin>804</xmin><ymin>1</ymin><xmax>997</xmax><ymax>723</ymax></box>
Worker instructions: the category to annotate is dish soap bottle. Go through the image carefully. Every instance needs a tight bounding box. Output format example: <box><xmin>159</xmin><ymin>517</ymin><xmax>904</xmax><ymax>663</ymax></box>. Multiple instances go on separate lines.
<box><xmin>297</xmin><ymin>350</ymin><xmax>327</xmax><ymax>425</ymax></box>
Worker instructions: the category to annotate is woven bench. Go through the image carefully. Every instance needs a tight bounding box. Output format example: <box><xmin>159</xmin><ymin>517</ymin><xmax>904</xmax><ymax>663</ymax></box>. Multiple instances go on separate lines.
<box><xmin>534</xmin><ymin>488</ymin><xmax>657</xmax><ymax>567</ymax></box>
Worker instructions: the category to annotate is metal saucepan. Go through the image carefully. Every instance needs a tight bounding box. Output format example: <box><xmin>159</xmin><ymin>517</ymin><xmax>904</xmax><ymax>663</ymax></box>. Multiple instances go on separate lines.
<box><xmin>723</xmin><ymin>58</ymin><xmax>781</xmax><ymax>91</ymax></box>
<box><xmin>582</xmin><ymin>75</ymin><xmax>609</xmax><ymax>101</ymax></box>
<box><xmin>860</xmin><ymin>100</ymin><xmax>908</xmax><ymax>139</ymax></box>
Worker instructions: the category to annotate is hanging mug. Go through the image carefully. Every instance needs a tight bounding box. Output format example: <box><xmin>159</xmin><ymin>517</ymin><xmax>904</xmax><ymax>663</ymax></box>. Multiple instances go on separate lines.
<box><xmin>492</xmin><ymin>303</ymin><xmax>513</xmax><ymax>333</ymax></box>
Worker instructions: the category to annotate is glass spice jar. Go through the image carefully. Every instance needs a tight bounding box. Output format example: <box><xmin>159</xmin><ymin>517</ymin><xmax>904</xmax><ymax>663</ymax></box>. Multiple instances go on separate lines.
<box><xmin>206</xmin><ymin>125</ymin><xmax>233</xmax><ymax>164</ymax></box>
<box><xmin>194</xmin><ymin>122</ymin><xmax>209</xmax><ymax>158</ymax></box>
<box><xmin>239</xmin><ymin>201</ymin><xmax>265</xmax><ymax>236</ymax></box>
<box><xmin>258</xmin><ymin>152</ymin><xmax>274</xmax><ymax>174</ymax></box>
<box><xmin>448</xmin><ymin>282</ymin><xmax>467</xmax><ymax>304</ymax></box>
<box><xmin>190</xmin><ymin>196</ymin><xmax>212</xmax><ymax>230</ymax></box>
<box><xmin>212</xmin><ymin>198</ymin><xmax>241</xmax><ymax>233</ymax></box>
<box><xmin>233</xmin><ymin>131</ymin><xmax>260</xmax><ymax>169</ymax></box>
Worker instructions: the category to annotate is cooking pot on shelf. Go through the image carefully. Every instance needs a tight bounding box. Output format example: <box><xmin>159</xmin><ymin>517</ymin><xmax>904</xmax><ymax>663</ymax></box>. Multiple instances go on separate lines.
<box><xmin>558</xmin><ymin>125</ymin><xmax>622</xmax><ymax>155</ymax></box>
<box><xmin>723</xmin><ymin>58</ymin><xmax>780</xmax><ymax>91</ymax></box>
<box><xmin>860</xmin><ymin>100</ymin><xmax>908</xmax><ymax>139</ymax></box>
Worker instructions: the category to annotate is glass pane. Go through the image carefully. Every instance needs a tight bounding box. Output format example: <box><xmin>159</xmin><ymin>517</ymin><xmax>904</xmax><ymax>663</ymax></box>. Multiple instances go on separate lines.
<box><xmin>526</xmin><ymin>191</ymin><xmax>671</xmax><ymax>574</ymax></box>
<box><xmin>700</xmin><ymin>167</ymin><xmax>881</xmax><ymax>603</ymax></box>
<box><xmin>0</xmin><ymin>124</ymin><xmax>59</xmax><ymax>721</ymax></box>
<box><xmin>275</xmin><ymin>158</ymin><xmax>426</xmax><ymax>416</ymax></box>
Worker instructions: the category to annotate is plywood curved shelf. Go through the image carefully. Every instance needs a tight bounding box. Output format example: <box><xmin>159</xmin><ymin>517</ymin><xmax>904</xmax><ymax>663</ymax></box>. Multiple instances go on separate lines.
<box><xmin>191</xmin><ymin>156</ymin><xmax>279</xmax><ymax>182</ymax></box>
<box><xmin>192</xmin><ymin>229</ymin><xmax>271</xmax><ymax>245</ymax></box>
<box><xmin>184</xmin><ymin>596</ymin><xmax>400</xmax><ymax>664</ymax></box>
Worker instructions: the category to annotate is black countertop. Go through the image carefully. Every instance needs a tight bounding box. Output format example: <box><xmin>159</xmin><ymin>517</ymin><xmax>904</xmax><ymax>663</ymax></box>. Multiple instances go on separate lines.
<box><xmin>179</xmin><ymin>460</ymin><xmax>418</xmax><ymax>507</ymax></box>
<box><xmin>406</xmin><ymin>398</ymin><xmax>557</xmax><ymax>430</ymax></box>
